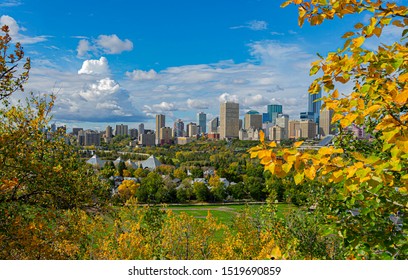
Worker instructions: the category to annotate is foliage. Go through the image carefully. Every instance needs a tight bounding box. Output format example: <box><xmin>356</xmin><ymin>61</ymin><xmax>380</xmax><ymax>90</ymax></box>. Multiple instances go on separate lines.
<box><xmin>118</xmin><ymin>180</ymin><xmax>139</xmax><ymax>201</ymax></box>
<box><xmin>251</xmin><ymin>0</ymin><xmax>408</xmax><ymax>259</ymax></box>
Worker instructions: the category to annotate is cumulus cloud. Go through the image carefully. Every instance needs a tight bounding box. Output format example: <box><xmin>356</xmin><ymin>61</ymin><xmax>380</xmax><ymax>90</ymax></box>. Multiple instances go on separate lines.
<box><xmin>219</xmin><ymin>93</ymin><xmax>239</xmax><ymax>103</ymax></box>
<box><xmin>96</xmin><ymin>34</ymin><xmax>133</xmax><ymax>54</ymax></box>
<box><xmin>78</xmin><ymin>57</ymin><xmax>110</xmax><ymax>75</ymax></box>
<box><xmin>76</xmin><ymin>34</ymin><xmax>133</xmax><ymax>57</ymax></box>
<box><xmin>0</xmin><ymin>15</ymin><xmax>47</xmax><ymax>44</ymax></box>
<box><xmin>79</xmin><ymin>78</ymin><xmax>120</xmax><ymax>101</ymax></box>
<box><xmin>126</xmin><ymin>69</ymin><xmax>158</xmax><ymax>80</ymax></box>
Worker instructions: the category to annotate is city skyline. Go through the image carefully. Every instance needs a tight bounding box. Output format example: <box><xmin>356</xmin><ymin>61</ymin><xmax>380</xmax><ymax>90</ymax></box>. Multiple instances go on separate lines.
<box><xmin>1</xmin><ymin>0</ymin><xmax>397</xmax><ymax>131</ymax></box>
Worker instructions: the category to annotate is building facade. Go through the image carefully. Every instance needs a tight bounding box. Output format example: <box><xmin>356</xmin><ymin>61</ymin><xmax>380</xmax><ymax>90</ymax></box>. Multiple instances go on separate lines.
<box><xmin>220</xmin><ymin>102</ymin><xmax>239</xmax><ymax>139</ymax></box>
<box><xmin>155</xmin><ymin>114</ymin><xmax>165</xmax><ymax>144</ymax></box>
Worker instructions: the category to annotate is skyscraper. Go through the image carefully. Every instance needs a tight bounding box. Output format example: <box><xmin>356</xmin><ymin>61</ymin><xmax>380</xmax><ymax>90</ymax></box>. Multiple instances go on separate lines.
<box><xmin>155</xmin><ymin>114</ymin><xmax>165</xmax><ymax>144</ymax></box>
<box><xmin>319</xmin><ymin>108</ymin><xmax>334</xmax><ymax>137</ymax></box>
<box><xmin>138</xmin><ymin>123</ymin><xmax>145</xmax><ymax>135</ymax></box>
<box><xmin>267</xmin><ymin>104</ymin><xmax>283</xmax><ymax>125</ymax></box>
<box><xmin>309</xmin><ymin>90</ymin><xmax>322</xmax><ymax>124</ymax></box>
<box><xmin>173</xmin><ymin>119</ymin><xmax>184</xmax><ymax>137</ymax></box>
<box><xmin>197</xmin><ymin>112</ymin><xmax>206</xmax><ymax>134</ymax></box>
<box><xmin>244</xmin><ymin>110</ymin><xmax>262</xmax><ymax>130</ymax></box>
<box><xmin>115</xmin><ymin>124</ymin><xmax>128</xmax><ymax>136</ymax></box>
<box><xmin>209</xmin><ymin>117</ymin><xmax>219</xmax><ymax>133</ymax></box>
<box><xmin>220</xmin><ymin>102</ymin><xmax>239</xmax><ymax>139</ymax></box>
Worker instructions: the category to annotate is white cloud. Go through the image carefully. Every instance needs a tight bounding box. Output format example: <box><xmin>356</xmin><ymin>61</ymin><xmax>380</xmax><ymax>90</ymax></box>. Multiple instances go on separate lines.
<box><xmin>78</xmin><ymin>57</ymin><xmax>110</xmax><ymax>75</ymax></box>
<box><xmin>231</xmin><ymin>20</ymin><xmax>268</xmax><ymax>31</ymax></box>
<box><xmin>96</xmin><ymin>34</ymin><xmax>133</xmax><ymax>54</ymax></box>
<box><xmin>0</xmin><ymin>0</ymin><xmax>22</xmax><ymax>7</ymax></box>
<box><xmin>76</xmin><ymin>39</ymin><xmax>92</xmax><ymax>57</ymax></box>
<box><xmin>79</xmin><ymin>78</ymin><xmax>120</xmax><ymax>101</ymax></box>
<box><xmin>126</xmin><ymin>69</ymin><xmax>157</xmax><ymax>80</ymax></box>
<box><xmin>76</xmin><ymin>34</ymin><xmax>133</xmax><ymax>56</ymax></box>
<box><xmin>243</xmin><ymin>94</ymin><xmax>270</xmax><ymax>107</ymax></box>
<box><xmin>187</xmin><ymin>98</ymin><xmax>209</xmax><ymax>109</ymax></box>
<box><xmin>219</xmin><ymin>93</ymin><xmax>239</xmax><ymax>103</ymax></box>
<box><xmin>0</xmin><ymin>15</ymin><xmax>47</xmax><ymax>44</ymax></box>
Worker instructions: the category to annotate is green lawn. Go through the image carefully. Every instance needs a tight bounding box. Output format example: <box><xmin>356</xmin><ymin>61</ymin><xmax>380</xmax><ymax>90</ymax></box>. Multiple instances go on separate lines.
<box><xmin>166</xmin><ymin>203</ymin><xmax>295</xmax><ymax>227</ymax></box>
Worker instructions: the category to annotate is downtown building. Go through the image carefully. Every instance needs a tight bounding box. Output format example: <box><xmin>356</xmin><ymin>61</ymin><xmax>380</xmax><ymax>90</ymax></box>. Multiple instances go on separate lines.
<box><xmin>219</xmin><ymin>101</ymin><xmax>239</xmax><ymax>140</ymax></box>
<box><xmin>155</xmin><ymin>114</ymin><xmax>165</xmax><ymax>145</ymax></box>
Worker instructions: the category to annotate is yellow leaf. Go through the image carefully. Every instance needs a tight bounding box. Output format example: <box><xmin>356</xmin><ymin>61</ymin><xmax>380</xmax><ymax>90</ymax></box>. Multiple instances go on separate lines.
<box><xmin>304</xmin><ymin>166</ymin><xmax>316</xmax><ymax>180</ymax></box>
<box><xmin>294</xmin><ymin>172</ymin><xmax>304</xmax><ymax>185</ymax></box>
<box><xmin>293</xmin><ymin>141</ymin><xmax>304</xmax><ymax>148</ymax></box>
<box><xmin>259</xmin><ymin>130</ymin><xmax>265</xmax><ymax>143</ymax></box>
<box><xmin>269</xmin><ymin>141</ymin><xmax>277</xmax><ymax>148</ymax></box>
<box><xmin>394</xmin><ymin>90</ymin><xmax>408</xmax><ymax>106</ymax></box>
<box><xmin>352</xmin><ymin>37</ymin><xmax>365</xmax><ymax>48</ymax></box>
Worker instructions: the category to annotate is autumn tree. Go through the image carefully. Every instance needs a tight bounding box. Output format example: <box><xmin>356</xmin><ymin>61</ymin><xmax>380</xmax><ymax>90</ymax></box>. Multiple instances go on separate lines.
<box><xmin>251</xmin><ymin>0</ymin><xmax>408</xmax><ymax>259</ymax></box>
<box><xmin>0</xmin><ymin>25</ymin><xmax>108</xmax><ymax>259</ymax></box>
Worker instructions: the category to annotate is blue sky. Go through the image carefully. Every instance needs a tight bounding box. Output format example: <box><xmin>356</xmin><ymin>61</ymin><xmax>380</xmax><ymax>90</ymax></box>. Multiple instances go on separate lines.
<box><xmin>1</xmin><ymin>0</ymin><xmax>400</xmax><ymax>131</ymax></box>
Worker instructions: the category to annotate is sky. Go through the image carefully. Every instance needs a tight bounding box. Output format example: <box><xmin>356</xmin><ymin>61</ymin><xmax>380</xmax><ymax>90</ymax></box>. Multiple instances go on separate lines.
<box><xmin>0</xmin><ymin>0</ymin><xmax>402</xmax><ymax>131</ymax></box>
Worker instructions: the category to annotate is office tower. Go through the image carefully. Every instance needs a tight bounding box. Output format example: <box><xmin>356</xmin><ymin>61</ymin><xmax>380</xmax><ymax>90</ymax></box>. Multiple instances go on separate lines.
<box><xmin>288</xmin><ymin>120</ymin><xmax>301</xmax><ymax>139</ymax></box>
<box><xmin>138</xmin><ymin>123</ymin><xmax>145</xmax><ymax>135</ymax></box>
<box><xmin>262</xmin><ymin>113</ymin><xmax>271</xmax><ymax>123</ymax></box>
<box><xmin>186</xmin><ymin>122</ymin><xmax>198</xmax><ymax>137</ymax></box>
<box><xmin>129</xmin><ymin>128</ymin><xmax>138</xmax><ymax>140</ymax></box>
<box><xmin>197</xmin><ymin>112</ymin><xmax>206</xmax><ymax>134</ymax></box>
<box><xmin>320</xmin><ymin>108</ymin><xmax>334</xmax><ymax>137</ymax></box>
<box><xmin>276</xmin><ymin>114</ymin><xmax>289</xmax><ymax>139</ymax></box>
<box><xmin>267</xmin><ymin>104</ymin><xmax>283</xmax><ymax>125</ymax></box>
<box><xmin>173</xmin><ymin>119</ymin><xmax>184</xmax><ymax>137</ymax></box>
<box><xmin>78</xmin><ymin>130</ymin><xmax>101</xmax><ymax>146</ymax></box>
<box><xmin>72</xmin><ymin>127</ymin><xmax>83</xmax><ymax>136</ymax></box>
<box><xmin>155</xmin><ymin>114</ymin><xmax>165</xmax><ymax>144</ymax></box>
<box><xmin>244</xmin><ymin>110</ymin><xmax>262</xmax><ymax>130</ymax></box>
<box><xmin>300</xmin><ymin>119</ymin><xmax>318</xmax><ymax>139</ymax></box>
<box><xmin>105</xmin><ymin>125</ymin><xmax>113</xmax><ymax>138</ymax></box>
<box><xmin>220</xmin><ymin>102</ymin><xmax>239</xmax><ymax>139</ymax></box>
<box><xmin>160</xmin><ymin>127</ymin><xmax>172</xmax><ymax>144</ymax></box>
<box><xmin>209</xmin><ymin>117</ymin><xmax>219</xmax><ymax>133</ymax></box>
<box><xmin>139</xmin><ymin>132</ymin><xmax>155</xmax><ymax>147</ymax></box>
<box><xmin>269</xmin><ymin>125</ymin><xmax>285</xmax><ymax>142</ymax></box>
<box><xmin>309</xmin><ymin>90</ymin><xmax>322</xmax><ymax>124</ymax></box>
<box><xmin>115</xmin><ymin>124</ymin><xmax>128</xmax><ymax>136</ymax></box>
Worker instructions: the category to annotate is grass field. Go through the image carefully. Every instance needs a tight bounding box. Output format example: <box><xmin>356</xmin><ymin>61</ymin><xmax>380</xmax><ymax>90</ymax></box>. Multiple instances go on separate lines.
<box><xmin>166</xmin><ymin>203</ymin><xmax>295</xmax><ymax>226</ymax></box>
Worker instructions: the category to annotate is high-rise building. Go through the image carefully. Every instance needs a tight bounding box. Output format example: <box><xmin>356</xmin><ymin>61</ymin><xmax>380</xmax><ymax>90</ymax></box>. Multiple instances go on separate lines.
<box><xmin>186</xmin><ymin>122</ymin><xmax>198</xmax><ymax>137</ymax></box>
<box><xmin>276</xmin><ymin>114</ymin><xmax>289</xmax><ymax>139</ymax></box>
<box><xmin>173</xmin><ymin>119</ymin><xmax>184</xmax><ymax>137</ymax></box>
<box><xmin>160</xmin><ymin>127</ymin><xmax>172</xmax><ymax>144</ymax></box>
<box><xmin>267</xmin><ymin>104</ymin><xmax>283</xmax><ymax>125</ymax></box>
<box><xmin>115</xmin><ymin>124</ymin><xmax>128</xmax><ymax>136</ymax></box>
<box><xmin>244</xmin><ymin>110</ymin><xmax>262</xmax><ymax>130</ymax></box>
<box><xmin>220</xmin><ymin>102</ymin><xmax>239</xmax><ymax>139</ymax></box>
<box><xmin>308</xmin><ymin>90</ymin><xmax>322</xmax><ymax>124</ymax></box>
<box><xmin>138</xmin><ymin>123</ymin><xmax>145</xmax><ymax>135</ymax></box>
<box><xmin>105</xmin><ymin>126</ymin><xmax>113</xmax><ymax>138</ymax></box>
<box><xmin>269</xmin><ymin>125</ymin><xmax>285</xmax><ymax>142</ymax></box>
<box><xmin>72</xmin><ymin>127</ymin><xmax>83</xmax><ymax>136</ymax></box>
<box><xmin>139</xmin><ymin>123</ymin><xmax>144</xmax><ymax>134</ymax></box>
<box><xmin>155</xmin><ymin>114</ymin><xmax>165</xmax><ymax>144</ymax></box>
<box><xmin>78</xmin><ymin>130</ymin><xmax>101</xmax><ymax>146</ymax></box>
<box><xmin>197</xmin><ymin>112</ymin><xmax>206</xmax><ymax>134</ymax></box>
<box><xmin>299</xmin><ymin>119</ymin><xmax>317</xmax><ymax>139</ymax></box>
<box><xmin>209</xmin><ymin>117</ymin><xmax>219</xmax><ymax>133</ymax></box>
<box><xmin>129</xmin><ymin>128</ymin><xmax>138</xmax><ymax>140</ymax></box>
<box><xmin>320</xmin><ymin>108</ymin><xmax>334</xmax><ymax>137</ymax></box>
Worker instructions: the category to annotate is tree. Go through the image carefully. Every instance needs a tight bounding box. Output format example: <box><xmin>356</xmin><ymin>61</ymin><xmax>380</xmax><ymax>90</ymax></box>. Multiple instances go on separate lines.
<box><xmin>0</xmin><ymin>25</ymin><xmax>30</xmax><ymax>102</ymax></box>
<box><xmin>251</xmin><ymin>0</ymin><xmax>408</xmax><ymax>259</ymax></box>
<box><xmin>118</xmin><ymin>180</ymin><xmax>139</xmax><ymax>201</ymax></box>
<box><xmin>0</xmin><ymin>25</ymin><xmax>109</xmax><ymax>259</ymax></box>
